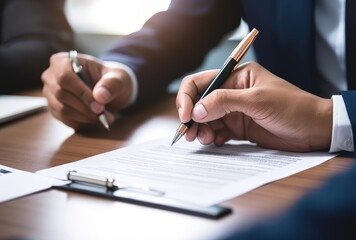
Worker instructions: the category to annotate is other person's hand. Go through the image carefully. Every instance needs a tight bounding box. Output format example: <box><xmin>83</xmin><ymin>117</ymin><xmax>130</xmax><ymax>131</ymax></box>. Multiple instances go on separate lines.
<box><xmin>41</xmin><ymin>52</ymin><xmax>133</xmax><ymax>130</ymax></box>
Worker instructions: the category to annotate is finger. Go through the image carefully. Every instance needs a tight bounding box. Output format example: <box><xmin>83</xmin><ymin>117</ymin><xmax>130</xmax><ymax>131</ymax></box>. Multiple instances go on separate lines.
<box><xmin>44</xmin><ymin>85</ymin><xmax>97</xmax><ymax>129</ymax></box>
<box><xmin>196</xmin><ymin>123</ymin><xmax>215</xmax><ymax>145</ymax></box>
<box><xmin>205</xmin><ymin>119</ymin><xmax>233</xmax><ymax>146</ymax></box>
<box><xmin>219</xmin><ymin>62</ymin><xmax>264</xmax><ymax>90</ymax></box>
<box><xmin>93</xmin><ymin>70</ymin><xmax>132</xmax><ymax>110</ymax></box>
<box><xmin>214</xmin><ymin>128</ymin><xmax>234</xmax><ymax>146</ymax></box>
<box><xmin>103</xmin><ymin>110</ymin><xmax>116</xmax><ymax>125</ymax></box>
<box><xmin>49</xmin><ymin>54</ymin><xmax>96</xmax><ymax>108</ymax></box>
<box><xmin>45</xmin><ymin>87</ymin><xmax>96</xmax><ymax>124</ymax></box>
<box><xmin>54</xmin><ymin>84</ymin><xmax>99</xmax><ymax>118</ymax></box>
<box><xmin>188</xmin><ymin>119</ymin><xmax>229</xmax><ymax>145</ymax></box>
<box><xmin>42</xmin><ymin>68</ymin><xmax>99</xmax><ymax>119</ymax></box>
<box><xmin>57</xmin><ymin>67</ymin><xmax>95</xmax><ymax>107</ymax></box>
<box><xmin>205</xmin><ymin>118</ymin><xmax>225</xmax><ymax>132</ymax></box>
<box><xmin>176</xmin><ymin>70</ymin><xmax>219</xmax><ymax>123</ymax></box>
<box><xmin>185</xmin><ymin>122</ymin><xmax>199</xmax><ymax>142</ymax></box>
<box><xmin>191</xmin><ymin>88</ymin><xmax>253</xmax><ymax>123</ymax></box>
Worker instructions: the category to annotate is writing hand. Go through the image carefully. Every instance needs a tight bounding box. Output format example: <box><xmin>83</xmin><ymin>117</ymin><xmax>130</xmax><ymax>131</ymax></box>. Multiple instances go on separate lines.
<box><xmin>176</xmin><ymin>62</ymin><xmax>332</xmax><ymax>152</ymax></box>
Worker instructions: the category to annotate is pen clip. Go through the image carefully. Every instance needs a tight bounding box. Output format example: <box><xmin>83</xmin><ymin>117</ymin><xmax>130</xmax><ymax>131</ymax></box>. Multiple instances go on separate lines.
<box><xmin>67</xmin><ymin>170</ymin><xmax>165</xmax><ymax>197</ymax></box>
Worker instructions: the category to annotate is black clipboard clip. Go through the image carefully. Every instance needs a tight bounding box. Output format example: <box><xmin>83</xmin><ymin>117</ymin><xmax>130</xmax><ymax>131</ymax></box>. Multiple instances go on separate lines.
<box><xmin>55</xmin><ymin>170</ymin><xmax>232</xmax><ymax>219</ymax></box>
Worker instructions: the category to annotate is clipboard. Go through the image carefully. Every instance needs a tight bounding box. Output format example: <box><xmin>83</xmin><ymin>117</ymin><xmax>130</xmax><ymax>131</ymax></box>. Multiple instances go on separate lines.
<box><xmin>55</xmin><ymin>170</ymin><xmax>232</xmax><ymax>219</ymax></box>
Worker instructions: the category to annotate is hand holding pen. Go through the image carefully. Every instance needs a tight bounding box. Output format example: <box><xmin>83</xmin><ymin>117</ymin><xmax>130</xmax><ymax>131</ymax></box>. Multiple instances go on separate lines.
<box><xmin>69</xmin><ymin>50</ymin><xmax>110</xmax><ymax>130</ymax></box>
<box><xmin>41</xmin><ymin>52</ymin><xmax>135</xmax><ymax>130</ymax></box>
<box><xmin>172</xmin><ymin>28</ymin><xmax>259</xmax><ymax>145</ymax></box>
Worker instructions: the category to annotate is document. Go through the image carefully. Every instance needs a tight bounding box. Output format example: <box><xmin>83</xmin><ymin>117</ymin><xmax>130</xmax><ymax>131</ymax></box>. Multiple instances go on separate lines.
<box><xmin>0</xmin><ymin>95</ymin><xmax>47</xmax><ymax>124</ymax></box>
<box><xmin>37</xmin><ymin>139</ymin><xmax>336</xmax><ymax>206</ymax></box>
<box><xmin>0</xmin><ymin>165</ymin><xmax>65</xmax><ymax>203</ymax></box>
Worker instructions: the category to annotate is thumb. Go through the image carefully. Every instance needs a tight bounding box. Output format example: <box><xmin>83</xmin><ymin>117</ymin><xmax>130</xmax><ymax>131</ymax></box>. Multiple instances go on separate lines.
<box><xmin>93</xmin><ymin>71</ymin><xmax>132</xmax><ymax>107</ymax></box>
<box><xmin>191</xmin><ymin>89</ymin><xmax>251</xmax><ymax>122</ymax></box>
<box><xmin>92</xmin><ymin>72</ymin><xmax>119</xmax><ymax>104</ymax></box>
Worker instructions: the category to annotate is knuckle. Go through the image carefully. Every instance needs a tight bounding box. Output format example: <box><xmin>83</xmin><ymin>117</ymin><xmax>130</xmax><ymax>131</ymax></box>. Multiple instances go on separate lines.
<box><xmin>179</xmin><ymin>75</ymin><xmax>199</xmax><ymax>103</ymax></box>
<box><xmin>247</xmin><ymin>88</ymin><xmax>265</xmax><ymax>108</ymax></box>
<box><xmin>175</xmin><ymin>97</ymin><xmax>181</xmax><ymax>109</ymax></box>
<box><xmin>181</xmin><ymin>75</ymin><xmax>193</xmax><ymax>85</ymax></box>
<box><xmin>47</xmin><ymin>100</ymin><xmax>66</xmax><ymax>121</ymax></box>
<box><xmin>212</xmin><ymin>90</ymin><xmax>232</xmax><ymax>114</ymax></box>
<box><xmin>244</xmin><ymin>61</ymin><xmax>260</xmax><ymax>70</ymax></box>
<box><xmin>49</xmin><ymin>54</ymin><xmax>58</xmax><ymax>65</ymax></box>
<box><xmin>49</xmin><ymin>52</ymin><xmax>64</xmax><ymax>66</ymax></box>
<box><xmin>42</xmin><ymin>85</ymin><xmax>50</xmax><ymax>99</ymax></box>
<box><xmin>54</xmin><ymin>102</ymin><xmax>66</xmax><ymax>116</ymax></box>
<box><xmin>213</xmin><ymin>89</ymin><xmax>227</xmax><ymax>104</ymax></box>
<box><xmin>41</xmin><ymin>69</ymin><xmax>49</xmax><ymax>83</ymax></box>
<box><xmin>56</xmin><ymin>68</ymin><xmax>73</xmax><ymax>87</ymax></box>
<box><xmin>53</xmin><ymin>88</ymin><xmax>67</xmax><ymax>103</ymax></box>
<box><xmin>250</xmin><ymin>87</ymin><xmax>263</xmax><ymax>99</ymax></box>
<box><xmin>79</xmin><ymin>87</ymin><xmax>92</xmax><ymax>104</ymax></box>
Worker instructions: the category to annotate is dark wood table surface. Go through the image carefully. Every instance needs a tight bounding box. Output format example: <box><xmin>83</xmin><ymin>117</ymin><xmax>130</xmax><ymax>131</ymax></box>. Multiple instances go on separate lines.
<box><xmin>0</xmin><ymin>90</ymin><xmax>354</xmax><ymax>240</ymax></box>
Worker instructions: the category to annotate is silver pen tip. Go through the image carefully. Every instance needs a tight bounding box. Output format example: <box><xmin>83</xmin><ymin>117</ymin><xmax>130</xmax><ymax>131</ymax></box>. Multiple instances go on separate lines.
<box><xmin>171</xmin><ymin>123</ymin><xmax>189</xmax><ymax>146</ymax></box>
<box><xmin>171</xmin><ymin>132</ymin><xmax>184</xmax><ymax>146</ymax></box>
<box><xmin>98</xmin><ymin>114</ymin><xmax>110</xmax><ymax>131</ymax></box>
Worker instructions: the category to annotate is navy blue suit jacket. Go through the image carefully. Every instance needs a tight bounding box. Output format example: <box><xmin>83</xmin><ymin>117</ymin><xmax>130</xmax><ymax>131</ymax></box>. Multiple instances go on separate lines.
<box><xmin>102</xmin><ymin>0</ymin><xmax>356</xmax><ymax>139</ymax></box>
<box><xmin>222</xmin><ymin>162</ymin><xmax>356</xmax><ymax>240</ymax></box>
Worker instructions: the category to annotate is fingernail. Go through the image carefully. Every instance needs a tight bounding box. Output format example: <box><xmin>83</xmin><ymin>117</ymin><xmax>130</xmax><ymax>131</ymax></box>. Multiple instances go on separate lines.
<box><xmin>90</xmin><ymin>101</ymin><xmax>104</xmax><ymax>114</ymax></box>
<box><xmin>197</xmin><ymin>131</ymin><xmax>204</xmax><ymax>142</ymax></box>
<box><xmin>192</xmin><ymin>104</ymin><xmax>208</xmax><ymax>120</ymax></box>
<box><xmin>96</xmin><ymin>86</ymin><xmax>111</xmax><ymax>102</ymax></box>
<box><xmin>178</xmin><ymin>107</ymin><xmax>183</xmax><ymax>121</ymax></box>
<box><xmin>106</xmin><ymin>112</ymin><xmax>115</xmax><ymax>124</ymax></box>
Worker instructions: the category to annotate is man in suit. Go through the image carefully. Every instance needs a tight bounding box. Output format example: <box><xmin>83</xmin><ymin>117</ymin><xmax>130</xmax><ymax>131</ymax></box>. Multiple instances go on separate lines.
<box><xmin>0</xmin><ymin>0</ymin><xmax>73</xmax><ymax>93</ymax></box>
<box><xmin>41</xmin><ymin>0</ymin><xmax>354</xmax><ymax>153</ymax></box>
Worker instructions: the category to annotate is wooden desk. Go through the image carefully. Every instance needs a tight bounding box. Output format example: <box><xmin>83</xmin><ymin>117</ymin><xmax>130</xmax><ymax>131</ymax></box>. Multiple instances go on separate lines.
<box><xmin>0</xmin><ymin>91</ymin><xmax>354</xmax><ymax>239</ymax></box>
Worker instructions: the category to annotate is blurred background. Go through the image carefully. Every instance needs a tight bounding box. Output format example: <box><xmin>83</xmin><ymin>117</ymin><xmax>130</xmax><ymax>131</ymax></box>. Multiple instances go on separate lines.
<box><xmin>64</xmin><ymin>0</ymin><xmax>253</xmax><ymax>91</ymax></box>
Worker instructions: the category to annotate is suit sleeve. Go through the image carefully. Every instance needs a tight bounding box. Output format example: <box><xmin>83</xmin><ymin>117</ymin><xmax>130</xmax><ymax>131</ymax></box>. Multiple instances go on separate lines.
<box><xmin>222</xmin><ymin>163</ymin><xmax>356</xmax><ymax>240</ymax></box>
<box><xmin>0</xmin><ymin>0</ymin><xmax>73</xmax><ymax>93</ymax></box>
<box><xmin>341</xmin><ymin>91</ymin><xmax>356</xmax><ymax>148</ymax></box>
<box><xmin>101</xmin><ymin>0</ymin><xmax>242</xmax><ymax>107</ymax></box>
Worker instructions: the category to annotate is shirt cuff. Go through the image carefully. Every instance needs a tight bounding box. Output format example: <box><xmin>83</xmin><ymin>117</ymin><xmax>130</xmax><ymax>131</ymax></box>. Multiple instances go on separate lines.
<box><xmin>329</xmin><ymin>95</ymin><xmax>354</xmax><ymax>152</ymax></box>
<box><xmin>103</xmin><ymin>61</ymin><xmax>138</xmax><ymax>106</ymax></box>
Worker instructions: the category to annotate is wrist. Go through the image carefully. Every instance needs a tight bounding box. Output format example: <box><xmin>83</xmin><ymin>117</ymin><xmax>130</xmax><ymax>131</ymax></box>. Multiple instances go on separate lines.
<box><xmin>310</xmin><ymin>98</ymin><xmax>333</xmax><ymax>151</ymax></box>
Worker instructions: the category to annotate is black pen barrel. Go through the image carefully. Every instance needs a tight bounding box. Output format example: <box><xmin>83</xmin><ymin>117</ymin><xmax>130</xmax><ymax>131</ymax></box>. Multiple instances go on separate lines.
<box><xmin>200</xmin><ymin>57</ymin><xmax>237</xmax><ymax>99</ymax></box>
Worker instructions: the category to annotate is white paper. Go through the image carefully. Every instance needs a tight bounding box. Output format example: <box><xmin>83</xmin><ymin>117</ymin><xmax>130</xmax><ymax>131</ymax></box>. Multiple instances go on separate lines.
<box><xmin>37</xmin><ymin>139</ymin><xmax>337</xmax><ymax>206</ymax></box>
<box><xmin>0</xmin><ymin>95</ymin><xmax>47</xmax><ymax>124</ymax></box>
<box><xmin>0</xmin><ymin>165</ymin><xmax>66</xmax><ymax>203</ymax></box>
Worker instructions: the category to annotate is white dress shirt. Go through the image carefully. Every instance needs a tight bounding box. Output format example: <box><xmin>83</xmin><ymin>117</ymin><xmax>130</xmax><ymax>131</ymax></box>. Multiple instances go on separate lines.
<box><xmin>315</xmin><ymin>0</ymin><xmax>354</xmax><ymax>152</ymax></box>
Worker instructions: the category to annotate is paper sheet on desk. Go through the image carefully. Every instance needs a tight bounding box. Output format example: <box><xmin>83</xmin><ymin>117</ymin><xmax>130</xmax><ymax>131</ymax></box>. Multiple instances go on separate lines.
<box><xmin>36</xmin><ymin>139</ymin><xmax>336</xmax><ymax>206</ymax></box>
<box><xmin>0</xmin><ymin>165</ymin><xmax>66</xmax><ymax>203</ymax></box>
<box><xmin>0</xmin><ymin>95</ymin><xmax>47</xmax><ymax>124</ymax></box>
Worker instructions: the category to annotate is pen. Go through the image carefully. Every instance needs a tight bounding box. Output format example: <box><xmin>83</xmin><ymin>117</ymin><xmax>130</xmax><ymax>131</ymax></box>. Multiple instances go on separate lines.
<box><xmin>69</xmin><ymin>50</ymin><xmax>110</xmax><ymax>131</ymax></box>
<box><xmin>171</xmin><ymin>28</ymin><xmax>259</xmax><ymax>146</ymax></box>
